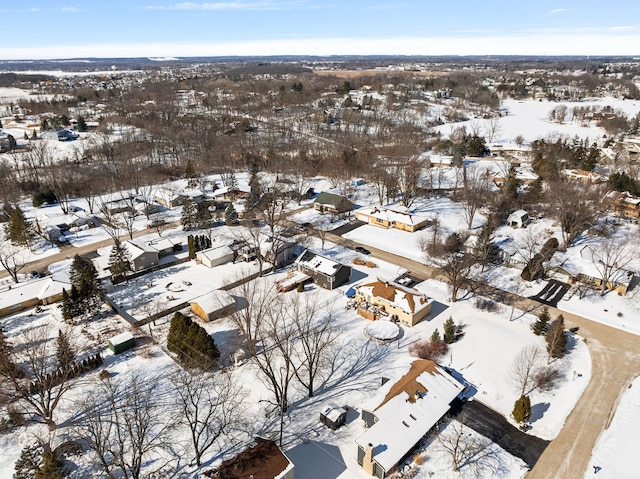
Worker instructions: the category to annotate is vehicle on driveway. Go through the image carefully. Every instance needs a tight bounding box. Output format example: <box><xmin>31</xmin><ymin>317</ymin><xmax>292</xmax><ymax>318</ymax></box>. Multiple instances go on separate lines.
<box><xmin>355</xmin><ymin>246</ymin><xmax>371</xmax><ymax>255</ymax></box>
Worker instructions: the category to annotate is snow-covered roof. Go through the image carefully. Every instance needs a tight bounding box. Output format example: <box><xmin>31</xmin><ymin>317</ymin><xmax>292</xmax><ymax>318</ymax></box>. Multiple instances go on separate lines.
<box><xmin>296</xmin><ymin>249</ymin><xmax>346</xmax><ymax>276</ymax></box>
<box><xmin>356</xmin><ymin>278</ymin><xmax>432</xmax><ymax>315</ymax></box>
<box><xmin>321</xmin><ymin>402</ymin><xmax>347</xmax><ymax>423</ymax></box>
<box><xmin>550</xmin><ymin>245</ymin><xmax>635</xmax><ymax>286</ymax></box>
<box><xmin>355</xmin><ymin>205</ymin><xmax>430</xmax><ymax>227</ymax></box>
<box><xmin>0</xmin><ymin>275</ymin><xmax>72</xmax><ymax>310</ymax></box>
<box><xmin>507</xmin><ymin>210</ymin><xmax>529</xmax><ymax>222</ymax></box>
<box><xmin>356</xmin><ymin>360</ymin><xmax>464</xmax><ymax>472</ymax></box>
<box><xmin>109</xmin><ymin>331</ymin><xmax>134</xmax><ymax>346</ymax></box>
<box><xmin>190</xmin><ymin>290</ymin><xmax>235</xmax><ymax>315</ymax></box>
<box><xmin>197</xmin><ymin>244</ymin><xmax>234</xmax><ymax>262</ymax></box>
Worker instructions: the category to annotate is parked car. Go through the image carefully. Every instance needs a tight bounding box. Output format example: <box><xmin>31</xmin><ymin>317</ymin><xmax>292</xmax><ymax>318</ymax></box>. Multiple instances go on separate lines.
<box><xmin>355</xmin><ymin>246</ymin><xmax>371</xmax><ymax>255</ymax></box>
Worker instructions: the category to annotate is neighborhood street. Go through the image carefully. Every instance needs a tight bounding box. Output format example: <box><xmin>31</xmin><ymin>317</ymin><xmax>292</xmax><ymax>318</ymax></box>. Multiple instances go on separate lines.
<box><xmin>2</xmin><ymin>221</ymin><xmax>639</xmax><ymax>478</ymax></box>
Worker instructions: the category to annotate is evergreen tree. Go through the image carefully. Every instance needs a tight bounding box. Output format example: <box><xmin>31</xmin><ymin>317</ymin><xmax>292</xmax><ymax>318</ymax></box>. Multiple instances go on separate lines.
<box><xmin>512</xmin><ymin>395</ymin><xmax>531</xmax><ymax>424</ymax></box>
<box><xmin>0</xmin><ymin>326</ymin><xmax>14</xmax><ymax>374</ymax></box>
<box><xmin>430</xmin><ymin>328</ymin><xmax>441</xmax><ymax>343</ymax></box>
<box><xmin>187</xmin><ymin>235</ymin><xmax>195</xmax><ymax>259</ymax></box>
<box><xmin>181</xmin><ymin>198</ymin><xmax>198</xmax><ymax>231</ymax></box>
<box><xmin>443</xmin><ymin>317</ymin><xmax>457</xmax><ymax>344</ymax></box>
<box><xmin>34</xmin><ymin>450</ymin><xmax>63</xmax><ymax>479</ymax></box>
<box><xmin>545</xmin><ymin>315</ymin><xmax>567</xmax><ymax>360</ymax></box>
<box><xmin>247</xmin><ymin>163</ymin><xmax>261</xmax><ymax>206</ymax></box>
<box><xmin>31</xmin><ymin>129</ymin><xmax>37</xmax><ymax>140</ymax></box>
<box><xmin>167</xmin><ymin>312</ymin><xmax>219</xmax><ymax>367</ymax></box>
<box><xmin>55</xmin><ymin>329</ymin><xmax>76</xmax><ymax>371</ymax></box>
<box><xmin>6</xmin><ymin>205</ymin><xmax>35</xmax><ymax>247</ymax></box>
<box><xmin>60</xmin><ymin>289</ymin><xmax>74</xmax><ymax>323</ymax></box>
<box><xmin>532</xmin><ymin>307</ymin><xmax>550</xmax><ymax>336</ymax></box>
<box><xmin>13</xmin><ymin>444</ymin><xmax>42</xmax><ymax>479</ymax></box>
<box><xmin>76</xmin><ymin>116</ymin><xmax>88</xmax><ymax>132</ymax></box>
<box><xmin>224</xmin><ymin>203</ymin><xmax>239</xmax><ymax>225</ymax></box>
<box><xmin>108</xmin><ymin>239</ymin><xmax>132</xmax><ymax>281</ymax></box>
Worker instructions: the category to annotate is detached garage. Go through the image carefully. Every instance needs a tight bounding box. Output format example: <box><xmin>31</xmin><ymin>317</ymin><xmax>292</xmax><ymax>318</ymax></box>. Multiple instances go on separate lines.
<box><xmin>190</xmin><ymin>291</ymin><xmax>237</xmax><ymax>322</ymax></box>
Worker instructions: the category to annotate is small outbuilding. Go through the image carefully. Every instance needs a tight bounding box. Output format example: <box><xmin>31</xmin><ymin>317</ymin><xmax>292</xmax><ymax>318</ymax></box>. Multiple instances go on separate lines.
<box><xmin>190</xmin><ymin>291</ymin><xmax>237</xmax><ymax>322</ymax></box>
<box><xmin>507</xmin><ymin>210</ymin><xmax>530</xmax><ymax>228</ymax></box>
<box><xmin>108</xmin><ymin>332</ymin><xmax>135</xmax><ymax>354</ymax></box>
<box><xmin>320</xmin><ymin>402</ymin><xmax>347</xmax><ymax>430</ymax></box>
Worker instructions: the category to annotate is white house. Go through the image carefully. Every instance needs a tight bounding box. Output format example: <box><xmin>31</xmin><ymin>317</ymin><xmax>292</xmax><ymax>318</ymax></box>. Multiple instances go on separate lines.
<box><xmin>356</xmin><ymin>360</ymin><xmax>464</xmax><ymax>478</ymax></box>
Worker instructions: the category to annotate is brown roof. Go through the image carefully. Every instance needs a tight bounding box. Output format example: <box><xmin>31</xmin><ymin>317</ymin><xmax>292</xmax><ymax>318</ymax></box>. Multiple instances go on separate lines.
<box><xmin>205</xmin><ymin>438</ymin><xmax>291</xmax><ymax>479</ymax></box>
<box><xmin>367</xmin><ymin>279</ymin><xmax>418</xmax><ymax>313</ymax></box>
<box><xmin>374</xmin><ymin>359</ymin><xmax>441</xmax><ymax>412</ymax></box>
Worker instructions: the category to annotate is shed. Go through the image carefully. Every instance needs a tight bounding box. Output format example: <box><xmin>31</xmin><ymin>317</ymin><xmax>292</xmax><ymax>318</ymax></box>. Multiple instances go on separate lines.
<box><xmin>108</xmin><ymin>332</ymin><xmax>135</xmax><ymax>354</ymax></box>
<box><xmin>320</xmin><ymin>402</ymin><xmax>347</xmax><ymax>430</ymax></box>
<box><xmin>190</xmin><ymin>291</ymin><xmax>237</xmax><ymax>322</ymax></box>
<box><xmin>507</xmin><ymin>210</ymin><xmax>530</xmax><ymax>228</ymax></box>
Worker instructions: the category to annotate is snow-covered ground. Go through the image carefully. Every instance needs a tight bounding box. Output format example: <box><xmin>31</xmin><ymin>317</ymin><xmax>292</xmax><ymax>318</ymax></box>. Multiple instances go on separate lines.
<box><xmin>582</xmin><ymin>376</ymin><xmax>640</xmax><ymax>479</ymax></box>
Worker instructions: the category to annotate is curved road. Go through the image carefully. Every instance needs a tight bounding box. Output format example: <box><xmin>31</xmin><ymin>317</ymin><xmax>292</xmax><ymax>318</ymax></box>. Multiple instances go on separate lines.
<box><xmin>329</xmin><ymin>232</ymin><xmax>640</xmax><ymax>479</ymax></box>
<box><xmin>4</xmin><ymin>224</ymin><xmax>639</xmax><ymax>478</ymax></box>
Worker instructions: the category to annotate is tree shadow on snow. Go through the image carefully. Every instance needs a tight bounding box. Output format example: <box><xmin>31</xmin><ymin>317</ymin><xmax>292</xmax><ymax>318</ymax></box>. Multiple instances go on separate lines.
<box><xmin>529</xmin><ymin>402</ymin><xmax>550</xmax><ymax>423</ymax></box>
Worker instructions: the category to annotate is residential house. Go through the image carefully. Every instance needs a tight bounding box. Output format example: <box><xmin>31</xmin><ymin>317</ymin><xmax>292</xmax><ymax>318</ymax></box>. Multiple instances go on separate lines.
<box><xmin>93</xmin><ymin>238</ymin><xmax>181</xmax><ymax>275</ymax></box>
<box><xmin>0</xmin><ymin>274</ymin><xmax>72</xmax><ymax>318</ymax></box>
<box><xmin>155</xmin><ymin>188</ymin><xmax>186</xmax><ymax>208</ymax></box>
<box><xmin>562</xmin><ymin>169</ymin><xmax>603</xmax><ymax>184</ymax></box>
<box><xmin>506</xmin><ymin>210</ymin><xmax>530</xmax><ymax>228</ymax></box>
<box><xmin>205</xmin><ymin>437</ymin><xmax>294</xmax><ymax>479</ymax></box>
<box><xmin>295</xmin><ymin>249</ymin><xmax>351</xmax><ymax>290</ymax></box>
<box><xmin>355</xmin><ymin>206</ymin><xmax>431</xmax><ymax>232</ymax></box>
<box><xmin>196</xmin><ymin>244</ymin><xmax>235</xmax><ymax>268</ymax></box>
<box><xmin>548</xmin><ymin>246</ymin><xmax>636</xmax><ymax>295</ymax></box>
<box><xmin>356</xmin><ymin>360</ymin><xmax>464</xmax><ymax>478</ymax></box>
<box><xmin>313</xmin><ymin>192</ymin><xmax>354</xmax><ymax>217</ymax></box>
<box><xmin>190</xmin><ymin>291</ymin><xmax>237</xmax><ymax>322</ymax></box>
<box><xmin>259</xmin><ymin>231</ymin><xmax>298</xmax><ymax>268</ymax></box>
<box><xmin>603</xmin><ymin>191</ymin><xmax>640</xmax><ymax>218</ymax></box>
<box><xmin>354</xmin><ymin>278</ymin><xmax>433</xmax><ymax>327</ymax></box>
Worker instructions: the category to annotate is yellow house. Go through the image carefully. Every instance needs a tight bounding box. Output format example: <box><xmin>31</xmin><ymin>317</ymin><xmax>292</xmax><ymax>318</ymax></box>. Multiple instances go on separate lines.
<box><xmin>355</xmin><ymin>278</ymin><xmax>433</xmax><ymax>327</ymax></box>
<box><xmin>354</xmin><ymin>206</ymin><xmax>431</xmax><ymax>232</ymax></box>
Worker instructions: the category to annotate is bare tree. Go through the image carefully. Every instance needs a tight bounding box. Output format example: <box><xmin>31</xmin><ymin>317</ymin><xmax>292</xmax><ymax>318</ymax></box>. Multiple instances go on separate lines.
<box><xmin>509</xmin><ymin>345</ymin><xmax>544</xmax><ymax>397</ymax></box>
<box><xmin>75</xmin><ymin>374</ymin><xmax>173</xmax><ymax>479</ymax></box>
<box><xmin>170</xmin><ymin>370</ymin><xmax>245</xmax><ymax>466</ymax></box>
<box><xmin>436</xmin><ymin>253</ymin><xmax>474</xmax><ymax>302</ymax></box>
<box><xmin>461</xmin><ymin>163</ymin><xmax>490</xmax><ymax>230</ymax></box>
<box><xmin>547</xmin><ymin>182</ymin><xmax>602</xmax><ymax>249</ymax></box>
<box><xmin>484</xmin><ymin>117</ymin><xmax>502</xmax><ymax>143</ymax></box>
<box><xmin>290</xmin><ymin>296</ymin><xmax>336</xmax><ymax>397</ymax></box>
<box><xmin>588</xmin><ymin>234</ymin><xmax>637</xmax><ymax>295</ymax></box>
<box><xmin>437</xmin><ymin>420</ymin><xmax>506</xmax><ymax>475</ymax></box>
<box><xmin>0</xmin><ymin>237</ymin><xmax>28</xmax><ymax>283</ymax></box>
<box><xmin>313</xmin><ymin>221</ymin><xmax>330</xmax><ymax>251</ymax></box>
<box><xmin>394</xmin><ymin>158</ymin><xmax>424</xmax><ymax>208</ymax></box>
<box><xmin>0</xmin><ymin>326</ymin><xmax>77</xmax><ymax>430</ymax></box>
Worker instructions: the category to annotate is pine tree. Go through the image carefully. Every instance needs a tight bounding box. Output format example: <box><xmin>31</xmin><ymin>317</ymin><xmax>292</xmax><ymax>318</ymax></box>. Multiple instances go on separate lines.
<box><xmin>55</xmin><ymin>329</ymin><xmax>76</xmax><ymax>371</ymax></box>
<box><xmin>512</xmin><ymin>395</ymin><xmax>531</xmax><ymax>424</ymax></box>
<box><xmin>6</xmin><ymin>205</ymin><xmax>35</xmax><ymax>247</ymax></box>
<box><xmin>545</xmin><ymin>314</ymin><xmax>567</xmax><ymax>360</ymax></box>
<box><xmin>34</xmin><ymin>450</ymin><xmax>63</xmax><ymax>479</ymax></box>
<box><xmin>108</xmin><ymin>239</ymin><xmax>132</xmax><ymax>281</ymax></box>
<box><xmin>60</xmin><ymin>289</ymin><xmax>74</xmax><ymax>322</ymax></box>
<box><xmin>181</xmin><ymin>198</ymin><xmax>198</xmax><ymax>231</ymax></box>
<box><xmin>430</xmin><ymin>328</ymin><xmax>441</xmax><ymax>343</ymax></box>
<box><xmin>247</xmin><ymin>163</ymin><xmax>261</xmax><ymax>207</ymax></box>
<box><xmin>13</xmin><ymin>444</ymin><xmax>42</xmax><ymax>479</ymax></box>
<box><xmin>224</xmin><ymin>203</ymin><xmax>239</xmax><ymax>225</ymax></box>
<box><xmin>187</xmin><ymin>235</ymin><xmax>195</xmax><ymax>259</ymax></box>
<box><xmin>0</xmin><ymin>326</ymin><xmax>14</xmax><ymax>373</ymax></box>
<box><xmin>532</xmin><ymin>307</ymin><xmax>550</xmax><ymax>336</ymax></box>
<box><xmin>443</xmin><ymin>317</ymin><xmax>457</xmax><ymax>344</ymax></box>
<box><xmin>76</xmin><ymin>116</ymin><xmax>88</xmax><ymax>132</ymax></box>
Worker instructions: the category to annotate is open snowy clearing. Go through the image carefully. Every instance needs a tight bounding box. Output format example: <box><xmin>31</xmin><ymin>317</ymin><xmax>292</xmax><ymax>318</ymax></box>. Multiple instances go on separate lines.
<box><xmin>581</xmin><ymin>376</ymin><xmax>640</xmax><ymax>479</ymax></box>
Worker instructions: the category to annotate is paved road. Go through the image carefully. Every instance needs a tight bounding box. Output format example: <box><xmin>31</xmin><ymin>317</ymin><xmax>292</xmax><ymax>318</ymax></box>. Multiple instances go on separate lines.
<box><xmin>5</xmin><ymin>214</ymin><xmax>640</xmax><ymax>479</ymax></box>
<box><xmin>325</xmin><ymin>232</ymin><xmax>640</xmax><ymax>479</ymax></box>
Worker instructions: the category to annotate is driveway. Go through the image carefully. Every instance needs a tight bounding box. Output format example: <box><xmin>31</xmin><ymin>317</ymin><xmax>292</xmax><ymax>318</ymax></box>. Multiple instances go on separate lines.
<box><xmin>530</xmin><ymin>280</ymin><xmax>570</xmax><ymax>307</ymax></box>
<box><xmin>457</xmin><ymin>400</ymin><xmax>549</xmax><ymax>467</ymax></box>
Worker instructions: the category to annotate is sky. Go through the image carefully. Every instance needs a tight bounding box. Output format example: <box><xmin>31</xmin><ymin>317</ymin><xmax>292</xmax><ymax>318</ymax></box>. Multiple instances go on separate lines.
<box><xmin>1</xmin><ymin>1</ymin><xmax>640</xmax><ymax>60</ymax></box>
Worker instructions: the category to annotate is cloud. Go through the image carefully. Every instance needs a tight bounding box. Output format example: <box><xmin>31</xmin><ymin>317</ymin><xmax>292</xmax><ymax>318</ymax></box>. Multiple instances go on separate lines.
<box><xmin>59</xmin><ymin>7</ymin><xmax>82</xmax><ymax>12</ymax></box>
<box><xmin>548</xmin><ymin>8</ymin><xmax>569</xmax><ymax>15</ymax></box>
<box><xmin>145</xmin><ymin>1</ymin><xmax>306</xmax><ymax>10</ymax></box>
<box><xmin>607</xmin><ymin>26</ymin><xmax>637</xmax><ymax>32</ymax></box>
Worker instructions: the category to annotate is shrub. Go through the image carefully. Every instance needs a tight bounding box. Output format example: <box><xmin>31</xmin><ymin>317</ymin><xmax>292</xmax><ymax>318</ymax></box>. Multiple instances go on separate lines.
<box><xmin>409</xmin><ymin>339</ymin><xmax>448</xmax><ymax>361</ymax></box>
<box><xmin>512</xmin><ymin>395</ymin><xmax>531</xmax><ymax>424</ymax></box>
<box><xmin>534</xmin><ymin>366</ymin><xmax>563</xmax><ymax>392</ymax></box>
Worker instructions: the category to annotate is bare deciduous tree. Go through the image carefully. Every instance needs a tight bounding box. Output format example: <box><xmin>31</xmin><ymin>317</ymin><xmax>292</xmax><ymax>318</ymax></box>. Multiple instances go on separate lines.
<box><xmin>0</xmin><ymin>238</ymin><xmax>28</xmax><ymax>283</ymax></box>
<box><xmin>436</xmin><ymin>253</ymin><xmax>474</xmax><ymax>302</ymax></box>
<box><xmin>437</xmin><ymin>420</ymin><xmax>507</xmax><ymax>475</ymax></box>
<box><xmin>76</xmin><ymin>374</ymin><xmax>173</xmax><ymax>479</ymax></box>
<box><xmin>461</xmin><ymin>163</ymin><xmax>490</xmax><ymax>230</ymax></box>
<box><xmin>509</xmin><ymin>344</ymin><xmax>544</xmax><ymax>397</ymax></box>
<box><xmin>170</xmin><ymin>370</ymin><xmax>245</xmax><ymax>466</ymax></box>
<box><xmin>0</xmin><ymin>327</ymin><xmax>77</xmax><ymax>429</ymax></box>
<box><xmin>588</xmin><ymin>234</ymin><xmax>637</xmax><ymax>295</ymax></box>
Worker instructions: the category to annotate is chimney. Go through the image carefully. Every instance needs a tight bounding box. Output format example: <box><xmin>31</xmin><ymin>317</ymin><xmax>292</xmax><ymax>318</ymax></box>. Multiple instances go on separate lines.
<box><xmin>362</xmin><ymin>443</ymin><xmax>375</xmax><ymax>475</ymax></box>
